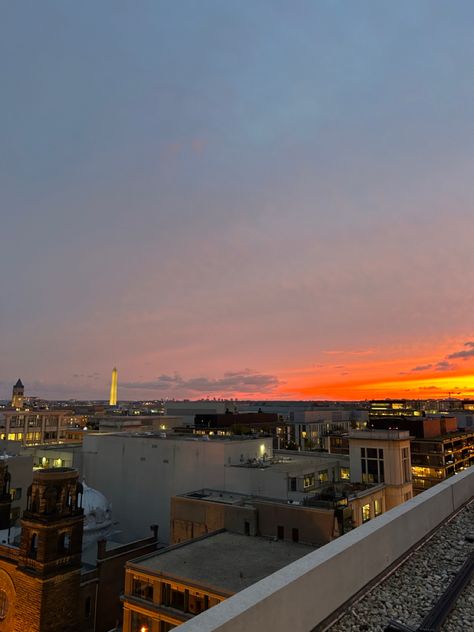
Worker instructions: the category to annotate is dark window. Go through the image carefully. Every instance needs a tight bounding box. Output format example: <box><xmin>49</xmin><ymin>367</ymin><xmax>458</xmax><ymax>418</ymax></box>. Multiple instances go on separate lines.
<box><xmin>29</xmin><ymin>533</ymin><xmax>38</xmax><ymax>559</ymax></box>
<box><xmin>244</xmin><ymin>521</ymin><xmax>250</xmax><ymax>536</ymax></box>
<box><xmin>132</xmin><ymin>578</ymin><xmax>154</xmax><ymax>601</ymax></box>
<box><xmin>58</xmin><ymin>532</ymin><xmax>71</xmax><ymax>554</ymax></box>
<box><xmin>277</xmin><ymin>525</ymin><xmax>284</xmax><ymax>540</ymax></box>
<box><xmin>84</xmin><ymin>596</ymin><xmax>91</xmax><ymax>618</ymax></box>
<box><xmin>170</xmin><ymin>587</ymin><xmax>185</xmax><ymax>611</ymax></box>
<box><xmin>292</xmin><ymin>528</ymin><xmax>299</xmax><ymax>543</ymax></box>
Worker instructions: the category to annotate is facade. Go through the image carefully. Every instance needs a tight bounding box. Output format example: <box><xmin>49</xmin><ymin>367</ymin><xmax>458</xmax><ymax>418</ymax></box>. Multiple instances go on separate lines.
<box><xmin>82</xmin><ymin>433</ymin><xmax>274</xmax><ymax>542</ymax></box>
<box><xmin>170</xmin><ymin>481</ymin><xmax>387</xmax><ymax>546</ymax></box>
<box><xmin>122</xmin><ymin>531</ymin><xmax>314</xmax><ymax>632</ymax></box>
<box><xmin>349</xmin><ymin>429</ymin><xmax>413</xmax><ymax>511</ymax></box>
<box><xmin>1</xmin><ymin>409</ymin><xmax>86</xmax><ymax>446</ymax></box>
<box><xmin>287</xmin><ymin>409</ymin><xmax>368</xmax><ymax>450</ymax></box>
<box><xmin>369</xmin><ymin>416</ymin><xmax>474</xmax><ymax>493</ymax></box>
<box><xmin>410</xmin><ymin>431</ymin><xmax>474</xmax><ymax>493</ymax></box>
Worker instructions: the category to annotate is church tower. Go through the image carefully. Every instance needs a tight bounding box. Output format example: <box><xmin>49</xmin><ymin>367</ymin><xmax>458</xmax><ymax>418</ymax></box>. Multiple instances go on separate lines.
<box><xmin>15</xmin><ymin>469</ymin><xmax>84</xmax><ymax>632</ymax></box>
<box><xmin>11</xmin><ymin>379</ymin><xmax>24</xmax><ymax>409</ymax></box>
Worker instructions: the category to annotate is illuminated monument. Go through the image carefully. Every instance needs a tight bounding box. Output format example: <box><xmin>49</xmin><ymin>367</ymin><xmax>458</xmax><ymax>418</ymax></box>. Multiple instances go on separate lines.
<box><xmin>109</xmin><ymin>367</ymin><xmax>118</xmax><ymax>406</ymax></box>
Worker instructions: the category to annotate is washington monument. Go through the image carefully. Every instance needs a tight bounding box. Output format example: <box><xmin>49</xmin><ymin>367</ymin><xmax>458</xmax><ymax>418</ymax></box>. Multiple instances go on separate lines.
<box><xmin>109</xmin><ymin>367</ymin><xmax>118</xmax><ymax>406</ymax></box>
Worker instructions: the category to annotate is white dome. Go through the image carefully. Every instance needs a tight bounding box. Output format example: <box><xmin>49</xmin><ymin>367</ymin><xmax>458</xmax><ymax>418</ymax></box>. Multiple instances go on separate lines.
<box><xmin>82</xmin><ymin>483</ymin><xmax>111</xmax><ymax>521</ymax></box>
<box><xmin>82</xmin><ymin>482</ymin><xmax>112</xmax><ymax>548</ymax></box>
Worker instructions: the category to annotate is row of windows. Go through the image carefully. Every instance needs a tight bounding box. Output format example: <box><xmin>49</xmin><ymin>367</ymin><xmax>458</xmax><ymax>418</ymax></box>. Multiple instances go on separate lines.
<box><xmin>130</xmin><ymin>579</ymin><xmax>220</xmax><ymax>615</ymax></box>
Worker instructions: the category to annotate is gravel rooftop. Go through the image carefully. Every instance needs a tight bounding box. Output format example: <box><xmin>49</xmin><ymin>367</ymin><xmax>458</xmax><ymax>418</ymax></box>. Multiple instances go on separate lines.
<box><xmin>328</xmin><ymin>499</ymin><xmax>474</xmax><ymax>632</ymax></box>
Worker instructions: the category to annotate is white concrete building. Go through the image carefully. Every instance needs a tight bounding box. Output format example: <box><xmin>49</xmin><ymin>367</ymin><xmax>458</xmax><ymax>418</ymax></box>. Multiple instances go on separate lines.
<box><xmin>81</xmin><ymin>432</ymin><xmax>273</xmax><ymax>542</ymax></box>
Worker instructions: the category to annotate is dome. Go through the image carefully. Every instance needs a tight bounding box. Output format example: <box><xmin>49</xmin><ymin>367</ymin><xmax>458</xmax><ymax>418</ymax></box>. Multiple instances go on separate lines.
<box><xmin>82</xmin><ymin>482</ymin><xmax>112</xmax><ymax>548</ymax></box>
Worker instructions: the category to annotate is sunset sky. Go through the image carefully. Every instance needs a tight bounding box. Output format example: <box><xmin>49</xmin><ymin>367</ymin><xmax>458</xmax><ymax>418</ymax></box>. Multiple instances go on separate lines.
<box><xmin>1</xmin><ymin>1</ymin><xmax>474</xmax><ymax>401</ymax></box>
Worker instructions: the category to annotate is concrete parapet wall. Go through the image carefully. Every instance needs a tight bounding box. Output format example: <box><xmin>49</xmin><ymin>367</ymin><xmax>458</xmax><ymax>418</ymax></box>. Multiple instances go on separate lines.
<box><xmin>176</xmin><ymin>467</ymin><xmax>474</xmax><ymax>632</ymax></box>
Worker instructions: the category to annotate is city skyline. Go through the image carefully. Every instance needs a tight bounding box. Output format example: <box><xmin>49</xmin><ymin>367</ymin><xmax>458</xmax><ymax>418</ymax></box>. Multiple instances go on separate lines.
<box><xmin>1</xmin><ymin>1</ymin><xmax>474</xmax><ymax>401</ymax></box>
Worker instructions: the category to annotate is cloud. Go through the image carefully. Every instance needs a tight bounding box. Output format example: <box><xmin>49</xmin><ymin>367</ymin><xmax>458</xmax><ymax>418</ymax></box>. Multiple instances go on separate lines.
<box><xmin>411</xmin><ymin>364</ymin><xmax>433</xmax><ymax>372</ymax></box>
<box><xmin>121</xmin><ymin>370</ymin><xmax>282</xmax><ymax>395</ymax></box>
<box><xmin>324</xmin><ymin>348</ymin><xmax>375</xmax><ymax>356</ymax></box>
<box><xmin>435</xmin><ymin>361</ymin><xmax>456</xmax><ymax>372</ymax></box>
<box><xmin>447</xmin><ymin>341</ymin><xmax>474</xmax><ymax>360</ymax></box>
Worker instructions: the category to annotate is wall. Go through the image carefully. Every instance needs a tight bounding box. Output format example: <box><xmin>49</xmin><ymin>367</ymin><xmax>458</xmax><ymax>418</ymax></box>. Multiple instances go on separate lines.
<box><xmin>82</xmin><ymin>435</ymin><xmax>272</xmax><ymax>542</ymax></box>
<box><xmin>175</xmin><ymin>466</ymin><xmax>474</xmax><ymax>632</ymax></box>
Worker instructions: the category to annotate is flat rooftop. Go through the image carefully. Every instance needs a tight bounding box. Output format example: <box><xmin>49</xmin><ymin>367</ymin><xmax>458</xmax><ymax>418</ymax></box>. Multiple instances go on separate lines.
<box><xmin>130</xmin><ymin>531</ymin><xmax>315</xmax><ymax>594</ymax></box>
<box><xmin>87</xmin><ymin>431</ymin><xmax>268</xmax><ymax>442</ymax></box>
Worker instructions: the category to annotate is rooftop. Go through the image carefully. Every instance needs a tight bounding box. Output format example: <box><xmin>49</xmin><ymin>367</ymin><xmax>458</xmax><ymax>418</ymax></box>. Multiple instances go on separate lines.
<box><xmin>129</xmin><ymin>531</ymin><xmax>315</xmax><ymax>594</ymax></box>
<box><xmin>349</xmin><ymin>429</ymin><xmax>411</xmax><ymax>441</ymax></box>
<box><xmin>88</xmin><ymin>431</ymin><xmax>269</xmax><ymax>442</ymax></box>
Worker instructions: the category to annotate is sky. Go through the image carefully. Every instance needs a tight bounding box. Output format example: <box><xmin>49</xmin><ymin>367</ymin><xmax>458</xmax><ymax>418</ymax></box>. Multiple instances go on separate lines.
<box><xmin>1</xmin><ymin>1</ymin><xmax>474</xmax><ymax>401</ymax></box>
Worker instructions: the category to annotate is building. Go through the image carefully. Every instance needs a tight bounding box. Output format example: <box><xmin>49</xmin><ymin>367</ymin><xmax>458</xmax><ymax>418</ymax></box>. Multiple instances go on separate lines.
<box><xmin>1</xmin><ymin>409</ymin><xmax>86</xmax><ymax>446</ymax></box>
<box><xmin>82</xmin><ymin>432</ymin><xmax>275</xmax><ymax>542</ymax></box>
<box><xmin>349</xmin><ymin>429</ymin><xmax>413</xmax><ymax>511</ymax></box>
<box><xmin>368</xmin><ymin>416</ymin><xmax>474</xmax><ymax>493</ymax></box>
<box><xmin>170</xmin><ymin>482</ymin><xmax>386</xmax><ymax>547</ymax></box>
<box><xmin>0</xmin><ymin>466</ymin><xmax>84</xmax><ymax>632</ymax></box>
<box><xmin>11</xmin><ymin>379</ymin><xmax>24</xmax><ymax>409</ymax></box>
<box><xmin>0</xmin><ymin>462</ymin><xmax>161</xmax><ymax>632</ymax></box>
<box><xmin>169</xmin><ymin>467</ymin><xmax>473</xmax><ymax>632</ymax></box>
<box><xmin>287</xmin><ymin>408</ymin><xmax>368</xmax><ymax>450</ymax></box>
<box><xmin>122</xmin><ymin>530</ymin><xmax>315</xmax><ymax>632</ymax></box>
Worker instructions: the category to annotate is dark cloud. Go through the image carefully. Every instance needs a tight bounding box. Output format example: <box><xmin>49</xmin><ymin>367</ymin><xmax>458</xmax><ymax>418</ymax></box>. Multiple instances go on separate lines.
<box><xmin>121</xmin><ymin>370</ymin><xmax>282</xmax><ymax>395</ymax></box>
<box><xmin>435</xmin><ymin>361</ymin><xmax>456</xmax><ymax>371</ymax></box>
<box><xmin>411</xmin><ymin>364</ymin><xmax>433</xmax><ymax>372</ymax></box>
<box><xmin>447</xmin><ymin>341</ymin><xmax>474</xmax><ymax>359</ymax></box>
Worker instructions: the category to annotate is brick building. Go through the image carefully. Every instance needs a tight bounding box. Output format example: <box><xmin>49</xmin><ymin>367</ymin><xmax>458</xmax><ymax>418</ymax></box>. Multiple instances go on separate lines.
<box><xmin>0</xmin><ymin>466</ymin><xmax>84</xmax><ymax>632</ymax></box>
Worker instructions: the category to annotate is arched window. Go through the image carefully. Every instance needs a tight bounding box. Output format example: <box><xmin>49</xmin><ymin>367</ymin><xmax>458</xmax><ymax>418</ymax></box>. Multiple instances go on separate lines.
<box><xmin>29</xmin><ymin>532</ymin><xmax>38</xmax><ymax>558</ymax></box>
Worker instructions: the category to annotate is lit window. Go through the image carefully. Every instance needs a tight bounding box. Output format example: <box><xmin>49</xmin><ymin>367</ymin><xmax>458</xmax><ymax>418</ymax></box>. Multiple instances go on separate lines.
<box><xmin>374</xmin><ymin>499</ymin><xmax>382</xmax><ymax>516</ymax></box>
<box><xmin>362</xmin><ymin>504</ymin><xmax>371</xmax><ymax>523</ymax></box>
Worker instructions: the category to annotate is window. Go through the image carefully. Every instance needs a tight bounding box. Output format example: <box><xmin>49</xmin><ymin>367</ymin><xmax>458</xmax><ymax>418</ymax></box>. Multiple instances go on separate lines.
<box><xmin>404</xmin><ymin>491</ymin><xmax>412</xmax><ymax>502</ymax></box>
<box><xmin>303</xmin><ymin>474</ymin><xmax>315</xmax><ymax>489</ymax></box>
<box><xmin>84</xmin><ymin>596</ymin><xmax>91</xmax><ymax>618</ymax></box>
<box><xmin>402</xmin><ymin>447</ymin><xmax>411</xmax><ymax>483</ymax></box>
<box><xmin>340</xmin><ymin>467</ymin><xmax>350</xmax><ymax>480</ymax></box>
<box><xmin>374</xmin><ymin>499</ymin><xmax>382</xmax><ymax>516</ymax></box>
<box><xmin>244</xmin><ymin>521</ymin><xmax>250</xmax><ymax>536</ymax></box>
<box><xmin>29</xmin><ymin>533</ymin><xmax>38</xmax><ymax>558</ymax></box>
<box><xmin>10</xmin><ymin>488</ymin><xmax>22</xmax><ymax>501</ymax></box>
<box><xmin>58</xmin><ymin>532</ymin><xmax>71</xmax><ymax>554</ymax></box>
<box><xmin>289</xmin><ymin>477</ymin><xmax>297</xmax><ymax>492</ymax></box>
<box><xmin>130</xmin><ymin>610</ymin><xmax>153</xmax><ymax>632</ymax></box>
<box><xmin>132</xmin><ymin>578</ymin><xmax>154</xmax><ymax>601</ymax></box>
<box><xmin>318</xmin><ymin>470</ymin><xmax>328</xmax><ymax>484</ymax></box>
<box><xmin>292</xmin><ymin>528</ymin><xmax>299</xmax><ymax>543</ymax></box>
<box><xmin>362</xmin><ymin>504</ymin><xmax>371</xmax><ymax>523</ymax></box>
<box><xmin>361</xmin><ymin>447</ymin><xmax>384</xmax><ymax>483</ymax></box>
<box><xmin>277</xmin><ymin>525</ymin><xmax>284</xmax><ymax>540</ymax></box>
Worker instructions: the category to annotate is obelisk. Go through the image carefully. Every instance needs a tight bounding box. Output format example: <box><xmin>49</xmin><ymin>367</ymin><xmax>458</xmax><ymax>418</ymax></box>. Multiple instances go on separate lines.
<box><xmin>109</xmin><ymin>367</ymin><xmax>118</xmax><ymax>406</ymax></box>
